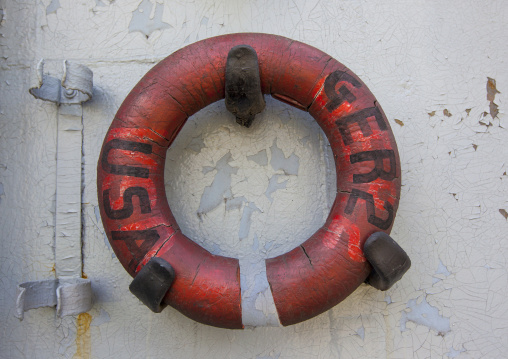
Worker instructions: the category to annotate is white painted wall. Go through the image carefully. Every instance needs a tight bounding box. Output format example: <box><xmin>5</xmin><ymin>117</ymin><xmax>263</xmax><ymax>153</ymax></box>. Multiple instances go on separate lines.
<box><xmin>1</xmin><ymin>0</ymin><xmax>507</xmax><ymax>358</ymax></box>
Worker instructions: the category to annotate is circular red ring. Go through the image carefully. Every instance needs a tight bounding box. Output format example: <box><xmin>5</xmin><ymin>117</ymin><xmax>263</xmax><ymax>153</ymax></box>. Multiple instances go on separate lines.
<box><xmin>97</xmin><ymin>33</ymin><xmax>401</xmax><ymax>329</ymax></box>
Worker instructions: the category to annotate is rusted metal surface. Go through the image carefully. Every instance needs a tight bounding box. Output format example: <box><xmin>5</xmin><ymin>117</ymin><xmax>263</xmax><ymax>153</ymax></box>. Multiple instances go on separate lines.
<box><xmin>97</xmin><ymin>33</ymin><xmax>401</xmax><ymax>328</ymax></box>
<box><xmin>225</xmin><ymin>45</ymin><xmax>266</xmax><ymax>127</ymax></box>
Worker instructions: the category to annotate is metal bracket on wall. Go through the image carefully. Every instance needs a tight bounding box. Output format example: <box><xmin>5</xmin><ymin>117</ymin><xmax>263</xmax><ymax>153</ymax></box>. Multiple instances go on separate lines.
<box><xmin>15</xmin><ymin>278</ymin><xmax>92</xmax><ymax>320</ymax></box>
<box><xmin>16</xmin><ymin>60</ymin><xmax>93</xmax><ymax>320</ymax></box>
<box><xmin>225</xmin><ymin>45</ymin><xmax>266</xmax><ymax>128</ymax></box>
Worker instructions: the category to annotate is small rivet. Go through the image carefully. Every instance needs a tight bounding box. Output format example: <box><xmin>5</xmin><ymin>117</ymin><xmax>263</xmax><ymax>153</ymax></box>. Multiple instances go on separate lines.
<box><xmin>64</xmin><ymin>88</ymin><xmax>77</xmax><ymax>99</ymax></box>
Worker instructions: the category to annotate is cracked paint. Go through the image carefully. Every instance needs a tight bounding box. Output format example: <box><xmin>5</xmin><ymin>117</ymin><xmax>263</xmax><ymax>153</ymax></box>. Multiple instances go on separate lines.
<box><xmin>1</xmin><ymin>0</ymin><xmax>508</xmax><ymax>357</ymax></box>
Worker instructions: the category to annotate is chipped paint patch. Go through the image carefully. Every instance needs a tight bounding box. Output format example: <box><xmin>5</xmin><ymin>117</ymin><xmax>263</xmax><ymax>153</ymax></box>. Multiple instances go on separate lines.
<box><xmin>446</xmin><ymin>346</ymin><xmax>466</xmax><ymax>358</ymax></box>
<box><xmin>129</xmin><ymin>0</ymin><xmax>171</xmax><ymax>38</ymax></box>
<box><xmin>356</xmin><ymin>325</ymin><xmax>365</xmax><ymax>340</ymax></box>
<box><xmin>186</xmin><ymin>135</ymin><xmax>205</xmax><ymax>153</ymax></box>
<box><xmin>270</xmin><ymin>139</ymin><xmax>299</xmax><ymax>175</ymax></box>
<box><xmin>239</xmin><ymin>202</ymin><xmax>261</xmax><ymax>240</ymax></box>
<box><xmin>487</xmin><ymin>77</ymin><xmax>500</xmax><ymax>119</ymax></box>
<box><xmin>433</xmin><ymin>260</ymin><xmax>451</xmax><ymax>284</ymax></box>
<box><xmin>91</xmin><ymin>309</ymin><xmax>110</xmax><ymax>327</ymax></box>
<box><xmin>46</xmin><ymin>0</ymin><xmax>60</xmax><ymax>15</ymax></box>
<box><xmin>400</xmin><ymin>296</ymin><xmax>451</xmax><ymax>335</ymax></box>
<box><xmin>240</xmin><ymin>260</ymin><xmax>280</xmax><ymax>327</ymax></box>
<box><xmin>197</xmin><ymin>152</ymin><xmax>238</xmax><ymax>216</ymax></box>
<box><xmin>247</xmin><ymin>149</ymin><xmax>268</xmax><ymax>166</ymax></box>
<box><xmin>265</xmin><ymin>174</ymin><xmax>288</xmax><ymax>202</ymax></box>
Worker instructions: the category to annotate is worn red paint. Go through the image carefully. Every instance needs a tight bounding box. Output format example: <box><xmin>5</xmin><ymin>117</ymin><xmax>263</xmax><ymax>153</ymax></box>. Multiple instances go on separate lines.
<box><xmin>97</xmin><ymin>33</ymin><xmax>400</xmax><ymax>328</ymax></box>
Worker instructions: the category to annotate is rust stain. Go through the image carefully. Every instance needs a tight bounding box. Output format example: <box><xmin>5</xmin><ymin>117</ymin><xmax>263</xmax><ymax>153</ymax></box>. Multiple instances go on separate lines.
<box><xmin>394</xmin><ymin>119</ymin><xmax>404</xmax><ymax>127</ymax></box>
<box><xmin>499</xmin><ymin>209</ymin><xmax>508</xmax><ymax>220</ymax></box>
<box><xmin>81</xmin><ymin>271</ymin><xmax>88</xmax><ymax>279</ymax></box>
<box><xmin>73</xmin><ymin>313</ymin><xmax>92</xmax><ymax>359</ymax></box>
<box><xmin>465</xmin><ymin>108</ymin><xmax>471</xmax><ymax>115</ymax></box>
<box><xmin>487</xmin><ymin>77</ymin><xmax>500</xmax><ymax>102</ymax></box>
<box><xmin>428</xmin><ymin>111</ymin><xmax>436</xmax><ymax>117</ymax></box>
<box><xmin>487</xmin><ymin>77</ymin><xmax>500</xmax><ymax>119</ymax></box>
<box><xmin>443</xmin><ymin>109</ymin><xmax>452</xmax><ymax>117</ymax></box>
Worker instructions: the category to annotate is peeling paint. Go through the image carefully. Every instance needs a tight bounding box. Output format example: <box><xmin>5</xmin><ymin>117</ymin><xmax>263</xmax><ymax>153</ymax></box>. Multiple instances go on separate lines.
<box><xmin>240</xmin><ymin>260</ymin><xmax>280</xmax><ymax>327</ymax></box>
<box><xmin>487</xmin><ymin>77</ymin><xmax>500</xmax><ymax>119</ymax></box>
<box><xmin>299</xmin><ymin>135</ymin><xmax>310</xmax><ymax>146</ymax></box>
<box><xmin>128</xmin><ymin>0</ymin><xmax>171</xmax><ymax>37</ymax></box>
<box><xmin>2</xmin><ymin>1</ymin><xmax>508</xmax><ymax>357</ymax></box>
<box><xmin>270</xmin><ymin>138</ymin><xmax>299</xmax><ymax>175</ymax></box>
<box><xmin>91</xmin><ymin>309</ymin><xmax>110</xmax><ymax>327</ymax></box>
<box><xmin>433</xmin><ymin>260</ymin><xmax>451</xmax><ymax>284</ymax></box>
<box><xmin>239</xmin><ymin>202</ymin><xmax>261</xmax><ymax>240</ymax></box>
<box><xmin>247</xmin><ymin>149</ymin><xmax>268</xmax><ymax>166</ymax></box>
<box><xmin>197</xmin><ymin>152</ymin><xmax>238</xmax><ymax>216</ymax></box>
<box><xmin>186</xmin><ymin>135</ymin><xmax>205</xmax><ymax>153</ymax></box>
<box><xmin>202</xmin><ymin>166</ymin><xmax>214</xmax><ymax>175</ymax></box>
<box><xmin>46</xmin><ymin>0</ymin><xmax>60</xmax><ymax>15</ymax></box>
<box><xmin>400</xmin><ymin>296</ymin><xmax>451</xmax><ymax>335</ymax></box>
<box><xmin>265</xmin><ymin>174</ymin><xmax>288</xmax><ymax>202</ymax></box>
<box><xmin>356</xmin><ymin>325</ymin><xmax>365</xmax><ymax>340</ymax></box>
<box><xmin>446</xmin><ymin>346</ymin><xmax>466</xmax><ymax>358</ymax></box>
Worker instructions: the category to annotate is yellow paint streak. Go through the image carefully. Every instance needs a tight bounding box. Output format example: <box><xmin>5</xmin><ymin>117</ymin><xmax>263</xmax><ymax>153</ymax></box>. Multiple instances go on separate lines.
<box><xmin>73</xmin><ymin>313</ymin><xmax>92</xmax><ymax>359</ymax></box>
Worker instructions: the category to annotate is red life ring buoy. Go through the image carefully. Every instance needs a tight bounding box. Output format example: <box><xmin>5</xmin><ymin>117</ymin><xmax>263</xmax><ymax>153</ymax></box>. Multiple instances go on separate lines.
<box><xmin>97</xmin><ymin>33</ymin><xmax>400</xmax><ymax>329</ymax></box>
